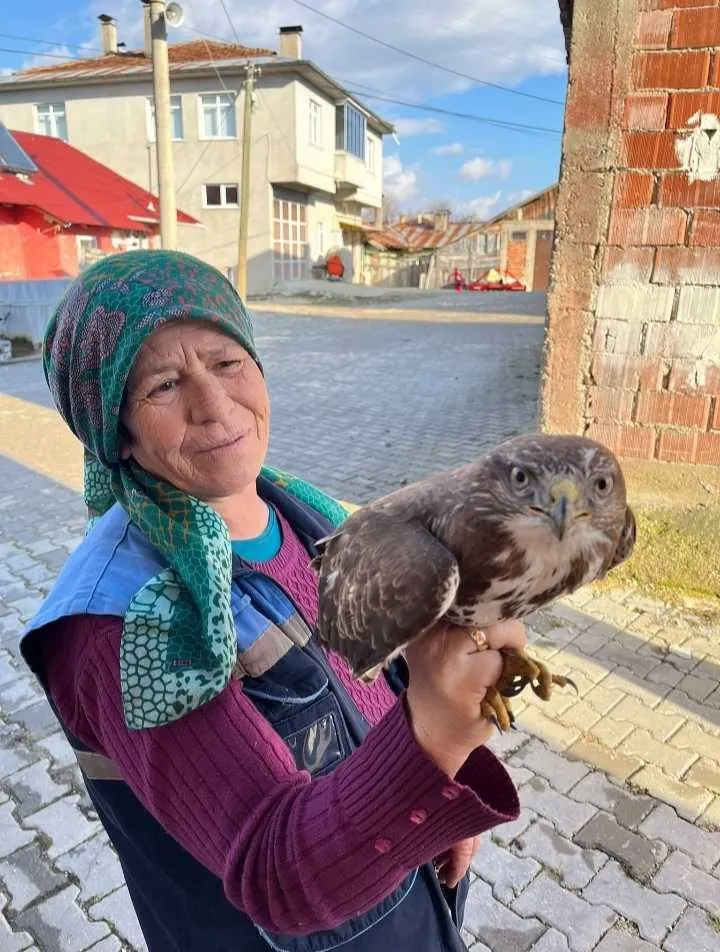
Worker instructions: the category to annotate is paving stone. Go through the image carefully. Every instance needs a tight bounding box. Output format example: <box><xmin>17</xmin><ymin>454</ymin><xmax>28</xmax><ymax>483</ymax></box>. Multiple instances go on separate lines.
<box><xmin>609</xmin><ymin>671</ymin><xmax>671</xmax><ymax>708</ymax></box>
<box><xmin>491</xmin><ymin>809</ymin><xmax>538</xmax><ymax>848</ymax></box>
<box><xmin>11</xmin><ymin>700</ymin><xmax>60</xmax><ymax>740</ymax></box>
<box><xmin>629</xmin><ymin>765</ymin><xmax>713</xmax><ymax>822</ymax></box>
<box><xmin>464</xmin><ymin>878</ymin><xmax>545</xmax><ymax>952</ymax></box>
<box><xmin>570</xmin><ymin>774</ymin><xmax>656</xmax><ymax>833</ymax></box>
<box><xmin>663</xmin><ymin>906</ymin><xmax>720</xmax><ymax>952</ymax></box>
<box><xmin>36</xmin><ymin>732</ymin><xmax>77</xmax><ymax>770</ymax></box>
<box><xmin>619</xmin><ymin>729</ymin><xmax>698</xmax><ymax>778</ymax></box>
<box><xmin>567</xmin><ymin>738</ymin><xmax>643</xmax><ymax>784</ymax></box>
<box><xmin>509</xmin><ymin>739</ymin><xmax>590</xmax><ymax>794</ymax></box>
<box><xmin>471</xmin><ymin>836</ymin><xmax>541</xmax><ymax>903</ymax></box>
<box><xmin>85</xmin><ymin>938</ymin><xmax>123</xmax><ymax>952</ymax></box>
<box><xmin>516</xmin><ymin>707</ymin><xmax>581</xmax><ymax>751</ymax></box>
<box><xmin>574</xmin><ymin>812</ymin><xmax>667</xmax><ymax>882</ymax></box>
<box><xmin>0</xmin><ymin>842</ymin><xmax>66</xmax><ymax>912</ymax></box>
<box><xmin>685</xmin><ymin>758</ymin><xmax>720</xmax><ymax>796</ymax></box>
<box><xmin>5</xmin><ymin>761</ymin><xmax>71</xmax><ymax>819</ymax></box>
<box><xmin>670</xmin><ymin>722</ymin><xmax>720</xmax><ymax>764</ymax></box>
<box><xmin>529</xmin><ymin>928</ymin><xmax>571</xmax><ymax>952</ymax></box>
<box><xmin>611</xmin><ymin>697</ymin><xmax>685</xmax><ymax>741</ymax></box>
<box><xmin>593</xmin><ymin>927</ymin><xmax>658</xmax><ymax>951</ymax></box>
<box><xmin>583</xmin><ymin>682</ymin><xmax>626</xmax><ymax>716</ymax></box>
<box><xmin>512</xmin><ymin>873</ymin><xmax>616</xmax><ymax>952</ymax></box>
<box><xmin>15</xmin><ymin>885</ymin><xmax>108</xmax><ymax>952</ymax></box>
<box><xmin>88</xmin><ymin>886</ymin><xmax>146</xmax><ymax>951</ymax></box>
<box><xmin>55</xmin><ymin>834</ymin><xmax>126</xmax><ymax>904</ymax></box>
<box><xmin>582</xmin><ymin>861</ymin><xmax>686</xmax><ymax>945</ymax></box>
<box><xmin>639</xmin><ymin>803</ymin><xmax>720</xmax><ymax>872</ymax></box>
<box><xmin>514</xmin><ymin>819</ymin><xmax>607</xmax><ymax>889</ymax></box>
<box><xmin>587</xmin><ymin>717</ymin><xmax>635</xmax><ymax>750</ymax></box>
<box><xmin>0</xmin><ymin>677</ymin><xmax>43</xmax><ymax>715</ymax></box>
<box><xmin>699</xmin><ymin>796</ymin><xmax>720</xmax><ymax>829</ymax></box>
<box><xmin>489</xmin><ymin>728</ymin><xmax>530</xmax><ymax>759</ymax></box>
<box><xmin>520</xmin><ymin>778</ymin><xmax>596</xmax><ymax>837</ymax></box>
<box><xmin>0</xmin><ymin>651</ymin><xmax>22</xmax><ymax>687</ymax></box>
<box><xmin>0</xmin><ymin>896</ymin><xmax>34</xmax><ymax>952</ymax></box>
<box><xmin>0</xmin><ymin>800</ymin><xmax>35</xmax><ymax>860</ymax></box>
<box><xmin>0</xmin><ymin>742</ymin><xmax>38</xmax><ymax>781</ymax></box>
<box><xmin>652</xmin><ymin>849</ymin><xmax>720</xmax><ymax>916</ymax></box>
<box><xmin>5</xmin><ymin>597</ymin><xmax>44</xmax><ymax>623</ymax></box>
<box><xmin>677</xmin><ymin>672</ymin><xmax>718</xmax><ymax>703</ymax></box>
<box><xmin>23</xmin><ymin>795</ymin><xmax>101</xmax><ymax>859</ymax></box>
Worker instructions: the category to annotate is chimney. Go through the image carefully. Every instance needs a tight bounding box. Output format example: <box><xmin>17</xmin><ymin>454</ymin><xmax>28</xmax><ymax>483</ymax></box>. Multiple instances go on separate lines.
<box><xmin>143</xmin><ymin>1</ymin><xmax>153</xmax><ymax>58</ymax></box>
<box><xmin>98</xmin><ymin>14</ymin><xmax>118</xmax><ymax>55</ymax></box>
<box><xmin>278</xmin><ymin>25</ymin><xmax>303</xmax><ymax>59</ymax></box>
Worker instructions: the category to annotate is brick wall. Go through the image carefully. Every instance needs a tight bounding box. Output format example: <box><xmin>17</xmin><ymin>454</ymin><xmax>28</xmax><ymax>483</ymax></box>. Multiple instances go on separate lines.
<box><xmin>543</xmin><ymin>0</ymin><xmax>720</xmax><ymax>466</ymax></box>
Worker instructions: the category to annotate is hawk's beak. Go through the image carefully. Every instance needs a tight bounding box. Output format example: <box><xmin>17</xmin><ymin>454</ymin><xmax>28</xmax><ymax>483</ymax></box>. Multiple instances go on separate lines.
<box><xmin>547</xmin><ymin>479</ymin><xmax>579</xmax><ymax>541</ymax></box>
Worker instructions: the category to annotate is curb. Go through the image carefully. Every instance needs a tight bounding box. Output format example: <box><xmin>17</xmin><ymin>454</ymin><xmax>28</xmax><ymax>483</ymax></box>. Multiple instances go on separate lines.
<box><xmin>249</xmin><ymin>302</ymin><xmax>546</xmax><ymax>324</ymax></box>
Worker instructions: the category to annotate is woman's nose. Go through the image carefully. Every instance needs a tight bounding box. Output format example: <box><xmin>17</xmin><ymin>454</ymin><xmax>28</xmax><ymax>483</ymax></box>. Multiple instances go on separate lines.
<box><xmin>187</xmin><ymin>374</ymin><xmax>232</xmax><ymax>423</ymax></box>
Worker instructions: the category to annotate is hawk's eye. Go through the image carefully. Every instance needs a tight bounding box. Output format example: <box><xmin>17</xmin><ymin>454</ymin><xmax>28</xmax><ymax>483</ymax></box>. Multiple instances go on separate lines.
<box><xmin>593</xmin><ymin>475</ymin><xmax>614</xmax><ymax>496</ymax></box>
<box><xmin>510</xmin><ymin>466</ymin><xmax>531</xmax><ymax>493</ymax></box>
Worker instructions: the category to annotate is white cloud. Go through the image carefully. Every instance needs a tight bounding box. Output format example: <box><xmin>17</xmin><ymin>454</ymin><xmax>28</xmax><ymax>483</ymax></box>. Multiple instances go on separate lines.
<box><xmin>434</xmin><ymin>142</ymin><xmax>464</xmax><ymax>155</ymax></box>
<box><xmin>21</xmin><ymin>45</ymin><xmax>75</xmax><ymax>70</ymax></box>
<box><xmin>86</xmin><ymin>0</ymin><xmax>566</xmax><ymax>101</ymax></box>
<box><xmin>453</xmin><ymin>190</ymin><xmax>503</xmax><ymax>220</ymax></box>
<box><xmin>459</xmin><ymin>157</ymin><xmax>512</xmax><ymax>181</ymax></box>
<box><xmin>506</xmin><ymin>187</ymin><xmax>536</xmax><ymax>204</ymax></box>
<box><xmin>383</xmin><ymin>153</ymin><xmax>419</xmax><ymax>202</ymax></box>
<box><xmin>392</xmin><ymin>117</ymin><xmax>444</xmax><ymax>137</ymax></box>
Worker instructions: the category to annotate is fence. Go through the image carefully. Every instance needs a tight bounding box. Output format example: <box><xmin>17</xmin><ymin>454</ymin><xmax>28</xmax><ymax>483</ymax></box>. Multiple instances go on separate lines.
<box><xmin>0</xmin><ymin>278</ymin><xmax>71</xmax><ymax>352</ymax></box>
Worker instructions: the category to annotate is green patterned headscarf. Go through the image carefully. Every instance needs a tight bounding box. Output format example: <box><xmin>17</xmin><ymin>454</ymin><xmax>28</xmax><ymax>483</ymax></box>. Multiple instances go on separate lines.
<box><xmin>43</xmin><ymin>250</ymin><xmax>269</xmax><ymax>729</ymax></box>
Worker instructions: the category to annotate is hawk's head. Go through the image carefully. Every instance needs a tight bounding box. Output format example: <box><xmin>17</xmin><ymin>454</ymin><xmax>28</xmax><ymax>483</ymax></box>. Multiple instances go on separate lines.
<box><xmin>477</xmin><ymin>434</ymin><xmax>631</xmax><ymax>560</ymax></box>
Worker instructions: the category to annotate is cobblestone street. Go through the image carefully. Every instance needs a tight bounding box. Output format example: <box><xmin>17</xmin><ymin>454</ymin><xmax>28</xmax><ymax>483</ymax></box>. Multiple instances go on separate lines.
<box><xmin>1</xmin><ymin>313</ymin><xmax>719</xmax><ymax>952</ymax></box>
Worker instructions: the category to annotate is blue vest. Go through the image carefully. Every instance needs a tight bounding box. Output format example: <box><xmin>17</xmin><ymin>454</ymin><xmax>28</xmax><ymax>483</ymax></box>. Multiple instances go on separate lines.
<box><xmin>22</xmin><ymin>478</ymin><xmax>469</xmax><ymax>952</ymax></box>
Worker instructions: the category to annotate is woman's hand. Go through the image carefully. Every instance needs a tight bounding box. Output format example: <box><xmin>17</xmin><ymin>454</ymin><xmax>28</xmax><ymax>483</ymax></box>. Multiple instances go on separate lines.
<box><xmin>404</xmin><ymin>620</ymin><xmax>528</xmax><ymax>778</ymax></box>
<box><xmin>434</xmin><ymin>835</ymin><xmax>482</xmax><ymax>889</ymax></box>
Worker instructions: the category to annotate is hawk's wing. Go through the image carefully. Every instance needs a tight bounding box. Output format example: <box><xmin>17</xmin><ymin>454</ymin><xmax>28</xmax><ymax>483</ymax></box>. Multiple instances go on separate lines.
<box><xmin>313</xmin><ymin>510</ymin><xmax>460</xmax><ymax>678</ymax></box>
<box><xmin>607</xmin><ymin>506</ymin><xmax>637</xmax><ymax>572</ymax></box>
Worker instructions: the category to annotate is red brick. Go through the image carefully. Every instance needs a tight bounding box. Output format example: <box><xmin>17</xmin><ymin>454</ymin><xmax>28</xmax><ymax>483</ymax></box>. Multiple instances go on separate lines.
<box><xmin>643</xmin><ymin>0</ymin><xmax>719</xmax><ymax>8</ymax></box>
<box><xmin>603</xmin><ymin>247</ymin><xmax>656</xmax><ymax>283</ymax></box>
<box><xmin>657</xmin><ymin>429</ymin><xmax>697</xmax><ymax>463</ymax></box>
<box><xmin>667</xmin><ymin>91</ymin><xmax>720</xmax><ymax>129</ymax></box>
<box><xmin>696</xmin><ymin>432</ymin><xmax>720</xmax><ymax>464</ymax></box>
<box><xmin>593</xmin><ymin>319</ymin><xmax>645</xmax><ymax>356</ymax></box>
<box><xmin>689</xmin><ymin>210</ymin><xmax>720</xmax><ymax>246</ymax></box>
<box><xmin>712</xmin><ymin>52</ymin><xmax>720</xmax><ymax>85</ymax></box>
<box><xmin>658</xmin><ymin>172</ymin><xmax>720</xmax><ymax>207</ymax></box>
<box><xmin>632</xmin><ymin>51</ymin><xmax>710</xmax><ymax>89</ymax></box>
<box><xmin>587</xmin><ymin>423</ymin><xmax>657</xmax><ymax>460</ymax></box>
<box><xmin>669</xmin><ymin>359</ymin><xmax>720</xmax><ymax>394</ymax></box>
<box><xmin>644</xmin><ymin>321</ymin><xmax>718</xmax><ymax>358</ymax></box>
<box><xmin>637</xmin><ymin>9</ymin><xmax>673</xmax><ymax>47</ymax></box>
<box><xmin>588</xmin><ymin>387</ymin><xmax>636</xmax><ymax>422</ymax></box>
<box><xmin>623</xmin><ymin>93</ymin><xmax>668</xmax><ymax>130</ymax></box>
<box><xmin>609</xmin><ymin>208</ymin><xmax>687</xmax><ymax>245</ymax></box>
<box><xmin>591</xmin><ymin>354</ymin><xmax>666</xmax><ymax>390</ymax></box>
<box><xmin>621</xmin><ymin>131</ymin><xmax>677</xmax><ymax>168</ymax></box>
<box><xmin>670</xmin><ymin>8</ymin><xmax>720</xmax><ymax>48</ymax></box>
<box><xmin>712</xmin><ymin>398</ymin><xmax>720</xmax><ymax>429</ymax></box>
<box><xmin>653</xmin><ymin>247</ymin><xmax>720</xmax><ymax>283</ymax></box>
<box><xmin>636</xmin><ymin>391</ymin><xmax>711</xmax><ymax>427</ymax></box>
<box><xmin>614</xmin><ymin>171</ymin><xmax>655</xmax><ymax>207</ymax></box>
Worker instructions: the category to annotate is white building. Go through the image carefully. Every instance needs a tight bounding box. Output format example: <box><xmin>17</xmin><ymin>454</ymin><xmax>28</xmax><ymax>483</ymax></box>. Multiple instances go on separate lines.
<box><xmin>0</xmin><ymin>17</ymin><xmax>393</xmax><ymax>294</ymax></box>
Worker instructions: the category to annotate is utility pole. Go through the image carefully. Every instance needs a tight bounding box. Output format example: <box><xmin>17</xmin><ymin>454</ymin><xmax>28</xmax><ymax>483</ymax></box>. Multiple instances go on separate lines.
<box><xmin>148</xmin><ymin>0</ymin><xmax>177</xmax><ymax>250</ymax></box>
<box><xmin>236</xmin><ymin>62</ymin><xmax>259</xmax><ymax>300</ymax></box>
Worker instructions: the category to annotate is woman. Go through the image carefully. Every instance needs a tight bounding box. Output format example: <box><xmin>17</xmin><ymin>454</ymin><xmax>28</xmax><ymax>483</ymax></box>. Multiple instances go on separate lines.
<box><xmin>21</xmin><ymin>250</ymin><xmax>525</xmax><ymax>952</ymax></box>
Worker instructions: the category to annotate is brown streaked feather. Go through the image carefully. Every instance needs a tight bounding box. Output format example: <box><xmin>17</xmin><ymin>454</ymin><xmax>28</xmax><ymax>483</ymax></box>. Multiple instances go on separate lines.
<box><xmin>608</xmin><ymin>507</ymin><xmax>636</xmax><ymax>571</ymax></box>
<box><xmin>313</xmin><ymin>510</ymin><xmax>460</xmax><ymax>678</ymax></box>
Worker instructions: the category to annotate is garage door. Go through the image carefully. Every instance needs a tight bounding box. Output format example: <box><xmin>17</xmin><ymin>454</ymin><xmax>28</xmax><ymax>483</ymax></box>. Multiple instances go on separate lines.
<box><xmin>273</xmin><ymin>189</ymin><xmax>310</xmax><ymax>283</ymax></box>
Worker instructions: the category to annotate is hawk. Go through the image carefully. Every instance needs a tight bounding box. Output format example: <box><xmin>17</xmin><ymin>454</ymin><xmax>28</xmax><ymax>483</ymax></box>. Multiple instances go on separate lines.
<box><xmin>312</xmin><ymin>434</ymin><xmax>636</xmax><ymax>730</ymax></box>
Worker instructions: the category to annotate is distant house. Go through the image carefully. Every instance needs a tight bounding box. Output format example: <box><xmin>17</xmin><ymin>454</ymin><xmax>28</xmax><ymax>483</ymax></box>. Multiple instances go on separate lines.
<box><xmin>0</xmin><ymin>15</ymin><xmax>393</xmax><ymax>293</ymax></box>
<box><xmin>0</xmin><ymin>127</ymin><xmax>196</xmax><ymax>280</ymax></box>
<box><xmin>480</xmin><ymin>185</ymin><xmax>558</xmax><ymax>292</ymax></box>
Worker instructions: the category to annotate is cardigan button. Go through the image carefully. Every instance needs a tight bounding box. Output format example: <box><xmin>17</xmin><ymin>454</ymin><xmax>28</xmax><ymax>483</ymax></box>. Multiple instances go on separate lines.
<box><xmin>441</xmin><ymin>785</ymin><xmax>460</xmax><ymax>801</ymax></box>
<box><xmin>409</xmin><ymin>808</ymin><xmax>428</xmax><ymax>825</ymax></box>
<box><xmin>374</xmin><ymin>837</ymin><xmax>392</xmax><ymax>854</ymax></box>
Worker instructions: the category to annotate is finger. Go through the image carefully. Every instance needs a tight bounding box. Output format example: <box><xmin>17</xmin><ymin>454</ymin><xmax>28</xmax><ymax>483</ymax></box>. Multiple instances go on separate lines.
<box><xmin>483</xmin><ymin>620</ymin><xmax>528</xmax><ymax>652</ymax></box>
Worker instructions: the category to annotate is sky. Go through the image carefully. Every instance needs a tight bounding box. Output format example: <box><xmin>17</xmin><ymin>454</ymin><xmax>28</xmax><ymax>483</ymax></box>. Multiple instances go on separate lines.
<box><xmin>0</xmin><ymin>0</ymin><xmax>568</xmax><ymax>220</ymax></box>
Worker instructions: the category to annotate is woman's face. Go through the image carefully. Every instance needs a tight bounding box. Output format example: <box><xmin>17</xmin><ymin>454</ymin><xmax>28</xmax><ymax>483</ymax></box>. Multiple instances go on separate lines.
<box><xmin>120</xmin><ymin>321</ymin><xmax>269</xmax><ymax>503</ymax></box>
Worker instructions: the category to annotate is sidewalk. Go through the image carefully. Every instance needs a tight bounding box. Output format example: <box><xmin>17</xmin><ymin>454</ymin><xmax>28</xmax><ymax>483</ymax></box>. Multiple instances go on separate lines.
<box><xmin>1</xmin><ymin>455</ymin><xmax>718</xmax><ymax>951</ymax></box>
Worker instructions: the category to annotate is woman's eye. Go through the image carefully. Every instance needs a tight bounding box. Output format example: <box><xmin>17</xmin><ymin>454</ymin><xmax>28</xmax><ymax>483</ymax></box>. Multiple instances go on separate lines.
<box><xmin>149</xmin><ymin>380</ymin><xmax>177</xmax><ymax>397</ymax></box>
<box><xmin>218</xmin><ymin>359</ymin><xmax>244</xmax><ymax>370</ymax></box>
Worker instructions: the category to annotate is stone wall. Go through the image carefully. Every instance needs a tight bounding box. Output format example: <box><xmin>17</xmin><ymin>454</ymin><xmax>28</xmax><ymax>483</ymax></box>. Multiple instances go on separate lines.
<box><xmin>542</xmin><ymin>0</ymin><xmax>720</xmax><ymax>465</ymax></box>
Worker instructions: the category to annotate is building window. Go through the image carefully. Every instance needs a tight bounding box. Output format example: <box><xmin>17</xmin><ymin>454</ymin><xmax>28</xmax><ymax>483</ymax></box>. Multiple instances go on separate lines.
<box><xmin>510</xmin><ymin>230</ymin><xmax>527</xmax><ymax>241</ymax></box>
<box><xmin>486</xmin><ymin>233</ymin><xmax>499</xmax><ymax>254</ymax></box>
<box><xmin>147</xmin><ymin>95</ymin><xmax>184</xmax><ymax>141</ymax></box>
<box><xmin>335</xmin><ymin>103</ymin><xmax>366</xmax><ymax>160</ymax></box>
<box><xmin>34</xmin><ymin>102</ymin><xmax>67</xmax><ymax>140</ymax></box>
<box><xmin>317</xmin><ymin>221</ymin><xmax>325</xmax><ymax>257</ymax></box>
<box><xmin>203</xmin><ymin>183</ymin><xmax>239</xmax><ymax>207</ymax></box>
<box><xmin>366</xmin><ymin>136</ymin><xmax>376</xmax><ymax>173</ymax></box>
<box><xmin>200</xmin><ymin>93</ymin><xmax>236</xmax><ymax>139</ymax></box>
<box><xmin>309</xmin><ymin>99</ymin><xmax>322</xmax><ymax>147</ymax></box>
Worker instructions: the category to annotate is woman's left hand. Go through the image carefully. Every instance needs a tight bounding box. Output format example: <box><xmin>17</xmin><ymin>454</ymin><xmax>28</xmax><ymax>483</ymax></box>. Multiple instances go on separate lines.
<box><xmin>433</xmin><ymin>835</ymin><xmax>482</xmax><ymax>888</ymax></box>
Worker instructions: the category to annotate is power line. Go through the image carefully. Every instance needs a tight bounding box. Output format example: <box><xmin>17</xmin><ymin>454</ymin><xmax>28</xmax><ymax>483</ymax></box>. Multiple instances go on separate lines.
<box><xmin>290</xmin><ymin>0</ymin><xmax>564</xmax><ymax>106</ymax></box>
<box><xmin>0</xmin><ymin>32</ymin><xmax>103</xmax><ymax>53</ymax></box>
<box><xmin>0</xmin><ymin>47</ymin><xmax>86</xmax><ymax>62</ymax></box>
<box><xmin>341</xmin><ymin>87</ymin><xmax>563</xmax><ymax>137</ymax></box>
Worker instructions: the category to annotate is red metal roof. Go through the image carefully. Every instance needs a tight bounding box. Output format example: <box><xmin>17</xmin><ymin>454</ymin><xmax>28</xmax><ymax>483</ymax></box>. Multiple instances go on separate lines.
<box><xmin>366</xmin><ymin>220</ymin><xmax>486</xmax><ymax>252</ymax></box>
<box><xmin>0</xmin><ymin>130</ymin><xmax>196</xmax><ymax>232</ymax></box>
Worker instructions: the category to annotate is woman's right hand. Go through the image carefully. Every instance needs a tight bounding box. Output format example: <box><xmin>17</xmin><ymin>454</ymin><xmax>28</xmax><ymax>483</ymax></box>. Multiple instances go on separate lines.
<box><xmin>404</xmin><ymin>620</ymin><xmax>527</xmax><ymax>778</ymax></box>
